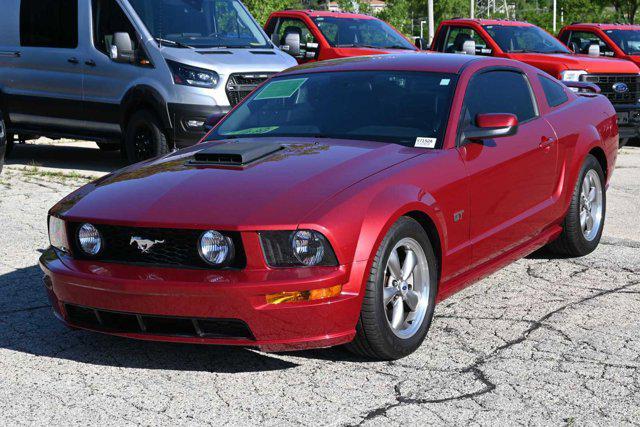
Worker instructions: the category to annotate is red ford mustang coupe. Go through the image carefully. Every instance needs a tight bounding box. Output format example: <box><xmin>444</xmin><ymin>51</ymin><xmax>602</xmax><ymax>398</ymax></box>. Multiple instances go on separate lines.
<box><xmin>41</xmin><ymin>54</ymin><xmax>618</xmax><ymax>360</ymax></box>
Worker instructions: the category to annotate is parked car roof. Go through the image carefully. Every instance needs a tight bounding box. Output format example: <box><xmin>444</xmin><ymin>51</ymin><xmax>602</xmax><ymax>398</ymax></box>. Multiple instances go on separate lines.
<box><xmin>441</xmin><ymin>18</ymin><xmax>535</xmax><ymax>27</ymax></box>
<box><xmin>271</xmin><ymin>10</ymin><xmax>378</xmax><ymax>20</ymax></box>
<box><xmin>563</xmin><ymin>23</ymin><xmax>640</xmax><ymax>31</ymax></box>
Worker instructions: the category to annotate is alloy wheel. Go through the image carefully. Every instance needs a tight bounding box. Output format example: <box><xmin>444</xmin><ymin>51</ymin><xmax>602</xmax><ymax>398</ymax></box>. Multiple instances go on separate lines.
<box><xmin>579</xmin><ymin>169</ymin><xmax>603</xmax><ymax>242</ymax></box>
<box><xmin>383</xmin><ymin>237</ymin><xmax>431</xmax><ymax>339</ymax></box>
<box><xmin>134</xmin><ymin>125</ymin><xmax>154</xmax><ymax>161</ymax></box>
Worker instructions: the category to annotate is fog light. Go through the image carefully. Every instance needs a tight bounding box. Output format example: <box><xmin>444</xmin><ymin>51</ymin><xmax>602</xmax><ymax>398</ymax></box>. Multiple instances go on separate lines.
<box><xmin>265</xmin><ymin>285</ymin><xmax>342</xmax><ymax>305</ymax></box>
<box><xmin>199</xmin><ymin>230</ymin><xmax>233</xmax><ymax>266</ymax></box>
<box><xmin>78</xmin><ymin>223</ymin><xmax>102</xmax><ymax>256</ymax></box>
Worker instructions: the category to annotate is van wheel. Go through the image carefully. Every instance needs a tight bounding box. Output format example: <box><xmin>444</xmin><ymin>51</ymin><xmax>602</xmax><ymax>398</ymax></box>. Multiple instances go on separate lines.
<box><xmin>346</xmin><ymin>217</ymin><xmax>438</xmax><ymax>360</ymax></box>
<box><xmin>547</xmin><ymin>155</ymin><xmax>606</xmax><ymax>257</ymax></box>
<box><xmin>96</xmin><ymin>142</ymin><xmax>120</xmax><ymax>152</ymax></box>
<box><xmin>124</xmin><ymin>110</ymin><xmax>170</xmax><ymax>164</ymax></box>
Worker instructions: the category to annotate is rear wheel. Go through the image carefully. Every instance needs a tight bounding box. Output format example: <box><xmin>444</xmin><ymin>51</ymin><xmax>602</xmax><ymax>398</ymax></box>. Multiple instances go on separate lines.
<box><xmin>619</xmin><ymin>138</ymin><xmax>629</xmax><ymax>149</ymax></box>
<box><xmin>547</xmin><ymin>154</ymin><xmax>606</xmax><ymax>257</ymax></box>
<box><xmin>346</xmin><ymin>217</ymin><xmax>438</xmax><ymax>360</ymax></box>
<box><xmin>124</xmin><ymin>110</ymin><xmax>170</xmax><ymax>164</ymax></box>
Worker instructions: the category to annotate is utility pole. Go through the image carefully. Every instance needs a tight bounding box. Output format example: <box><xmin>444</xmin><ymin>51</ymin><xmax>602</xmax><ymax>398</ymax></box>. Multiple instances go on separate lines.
<box><xmin>470</xmin><ymin>0</ymin><xmax>475</xmax><ymax>18</ymax></box>
<box><xmin>553</xmin><ymin>0</ymin><xmax>557</xmax><ymax>32</ymax></box>
<box><xmin>428</xmin><ymin>0</ymin><xmax>434</xmax><ymax>43</ymax></box>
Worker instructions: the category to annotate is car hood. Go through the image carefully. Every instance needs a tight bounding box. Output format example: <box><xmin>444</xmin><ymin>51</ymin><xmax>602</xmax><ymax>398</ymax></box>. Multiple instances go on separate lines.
<box><xmin>508</xmin><ymin>52</ymin><xmax>640</xmax><ymax>74</ymax></box>
<box><xmin>54</xmin><ymin>138</ymin><xmax>421</xmax><ymax>229</ymax></box>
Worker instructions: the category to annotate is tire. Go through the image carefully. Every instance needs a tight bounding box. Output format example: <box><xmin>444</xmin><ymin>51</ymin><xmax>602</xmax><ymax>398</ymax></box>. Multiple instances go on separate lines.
<box><xmin>619</xmin><ymin>138</ymin><xmax>629</xmax><ymax>149</ymax></box>
<box><xmin>0</xmin><ymin>111</ymin><xmax>6</xmax><ymax>171</ymax></box>
<box><xmin>547</xmin><ymin>154</ymin><xmax>606</xmax><ymax>257</ymax></box>
<box><xmin>346</xmin><ymin>217</ymin><xmax>438</xmax><ymax>360</ymax></box>
<box><xmin>96</xmin><ymin>142</ymin><xmax>121</xmax><ymax>152</ymax></box>
<box><xmin>124</xmin><ymin>110</ymin><xmax>170</xmax><ymax>164</ymax></box>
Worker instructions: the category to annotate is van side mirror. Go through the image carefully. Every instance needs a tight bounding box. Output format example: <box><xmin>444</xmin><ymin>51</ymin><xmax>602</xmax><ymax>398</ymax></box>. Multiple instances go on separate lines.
<box><xmin>462</xmin><ymin>40</ymin><xmax>476</xmax><ymax>55</ymax></box>
<box><xmin>282</xmin><ymin>29</ymin><xmax>302</xmax><ymax>58</ymax></box>
<box><xmin>588</xmin><ymin>43</ymin><xmax>601</xmax><ymax>57</ymax></box>
<box><xmin>415</xmin><ymin>37</ymin><xmax>428</xmax><ymax>50</ymax></box>
<box><xmin>110</xmin><ymin>32</ymin><xmax>135</xmax><ymax>63</ymax></box>
<box><xmin>204</xmin><ymin>113</ymin><xmax>226</xmax><ymax>131</ymax></box>
<box><xmin>461</xmin><ymin>113</ymin><xmax>518</xmax><ymax>143</ymax></box>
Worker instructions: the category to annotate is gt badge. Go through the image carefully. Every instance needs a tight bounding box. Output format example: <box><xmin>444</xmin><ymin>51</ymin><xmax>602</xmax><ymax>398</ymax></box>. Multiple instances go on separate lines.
<box><xmin>454</xmin><ymin>210</ymin><xmax>465</xmax><ymax>223</ymax></box>
<box><xmin>130</xmin><ymin>237</ymin><xmax>165</xmax><ymax>253</ymax></box>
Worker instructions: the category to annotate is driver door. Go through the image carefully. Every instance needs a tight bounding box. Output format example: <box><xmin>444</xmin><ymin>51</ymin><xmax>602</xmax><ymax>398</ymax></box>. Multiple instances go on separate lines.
<box><xmin>458</xmin><ymin>68</ymin><xmax>558</xmax><ymax>269</ymax></box>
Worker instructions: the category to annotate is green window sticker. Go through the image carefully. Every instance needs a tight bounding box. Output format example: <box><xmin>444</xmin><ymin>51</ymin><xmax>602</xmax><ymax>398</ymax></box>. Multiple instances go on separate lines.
<box><xmin>224</xmin><ymin>126</ymin><xmax>280</xmax><ymax>136</ymax></box>
<box><xmin>255</xmin><ymin>78</ymin><xmax>308</xmax><ymax>100</ymax></box>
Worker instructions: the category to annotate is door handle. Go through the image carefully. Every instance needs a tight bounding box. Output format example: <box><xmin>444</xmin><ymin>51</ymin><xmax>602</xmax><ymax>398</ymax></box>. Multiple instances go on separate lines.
<box><xmin>539</xmin><ymin>136</ymin><xmax>555</xmax><ymax>149</ymax></box>
<box><xmin>68</xmin><ymin>57</ymin><xmax>79</xmax><ymax>64</ymax></box>
<box><xmin>0</xmin><ymin>51</ymin><xmax>20</xmax><ymax>58</ymax></box>
<box><xmin>85</xmin><ymin>59</ymin><xmax>96</xmax><ymax>66</ymax></box>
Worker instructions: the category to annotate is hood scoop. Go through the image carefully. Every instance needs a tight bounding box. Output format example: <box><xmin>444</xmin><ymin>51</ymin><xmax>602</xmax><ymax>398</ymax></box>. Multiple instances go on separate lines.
<box><xmin>190</xmin><ymin>141</ymin><xmax>284</xmax><ymax>167</ymax></box>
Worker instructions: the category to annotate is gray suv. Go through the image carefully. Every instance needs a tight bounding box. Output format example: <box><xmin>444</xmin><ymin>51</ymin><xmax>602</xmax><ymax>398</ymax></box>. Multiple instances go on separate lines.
<box><xmin>0</xmin><ymin>0</ymin><xmax>296</xmax><ymax>163</ymax></box>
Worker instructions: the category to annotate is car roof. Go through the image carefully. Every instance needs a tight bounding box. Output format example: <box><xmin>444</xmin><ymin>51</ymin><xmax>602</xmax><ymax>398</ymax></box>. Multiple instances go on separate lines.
<box><xmin>564</xmin><ymin>23</ymin><xmax>640</xmax><ymax>31</ymax></box>
<box><xmin>272</xmin><ymin>10</ymin><xmax>377</xmax><ymax>20</ymax></box>
<box><xmin>280</xmin><ymin>53</ymin><xmax>512</xmax><ymax>76</ymax></box>
<box><xmin>441</xmin><ymin>18</ymin><xmax>535</xmax><ymax>27</ymax></box>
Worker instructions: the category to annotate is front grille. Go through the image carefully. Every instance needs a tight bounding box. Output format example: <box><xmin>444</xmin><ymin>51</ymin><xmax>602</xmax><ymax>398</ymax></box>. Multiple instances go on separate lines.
<box><xmin>225</xmin><ymin>72</ymin><xmax>274</xmax><ymax>106</ymax></box>
<box><xmin>65</xmin><ymin>304</ymin><xmax>255</xmax><ymax>340</ymax></box>
<box><xmin>68</xmin><ymin>223</ymin><xmax>245</xmax><ymax>269</ymax></box>
<box><xmin>582</xmin><ymin>74</ymin><xmax>640</xmax><ymax>104</ymax></box>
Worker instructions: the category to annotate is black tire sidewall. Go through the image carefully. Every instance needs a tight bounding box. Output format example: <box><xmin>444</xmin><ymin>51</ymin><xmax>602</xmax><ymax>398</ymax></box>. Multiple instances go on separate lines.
<box><xmin>0</xmin><ymin>112</ymin><xmax>5</xmax><ymax>169</ymax></box>
<box><xmin>369</xmin><ymin>218</ymin><xmax>438</xmax><ymax>358</ymax></box>
<box><xmin>124</xmin><ymin>110</ymin><xmax>169</xmax><ymax>164</ymax></box>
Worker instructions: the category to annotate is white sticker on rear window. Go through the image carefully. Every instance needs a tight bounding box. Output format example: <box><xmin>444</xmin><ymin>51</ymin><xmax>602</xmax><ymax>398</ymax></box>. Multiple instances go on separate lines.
<box><xmin>440</xmin><ymin>78</ymin><xmax>451</xmax><ymax>86</ymax></box>
<box><xmin>415</xmin><ymin>137</ymin><xmax>437</xmax><ymax>148</ymax></box>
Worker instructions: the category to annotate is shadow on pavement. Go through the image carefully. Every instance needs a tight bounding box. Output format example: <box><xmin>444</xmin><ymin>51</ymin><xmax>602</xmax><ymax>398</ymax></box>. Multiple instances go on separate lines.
<box><xmin>0</xmin><ymin>264</ymin><xmax>301</xmax><ymax>373</ymax></box>
<box><xmin>6</xmin><ymin>140</ymin><xmax>125</xmax><ymax>174</ymax></box>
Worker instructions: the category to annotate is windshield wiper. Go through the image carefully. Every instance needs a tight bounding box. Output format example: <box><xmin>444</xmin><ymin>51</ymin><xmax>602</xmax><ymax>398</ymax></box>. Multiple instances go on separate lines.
<box><xmin>155</xmin><ymin>38</ymin><xmax>193</xmax><ymax>49</ymax></box>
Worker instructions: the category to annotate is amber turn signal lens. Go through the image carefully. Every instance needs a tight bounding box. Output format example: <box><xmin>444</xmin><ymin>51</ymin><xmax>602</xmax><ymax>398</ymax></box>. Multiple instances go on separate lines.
<box><xmin>266</xmin><ymin>285</ymin><xmax>342</xmax><ymax>305</ymax></box>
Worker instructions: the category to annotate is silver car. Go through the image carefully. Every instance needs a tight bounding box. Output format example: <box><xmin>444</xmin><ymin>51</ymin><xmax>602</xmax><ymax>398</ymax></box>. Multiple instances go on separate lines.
<box><xmin>0</xmin><ymin>0</ymin><xmax>297</xmax><ymax>163</ymax></box>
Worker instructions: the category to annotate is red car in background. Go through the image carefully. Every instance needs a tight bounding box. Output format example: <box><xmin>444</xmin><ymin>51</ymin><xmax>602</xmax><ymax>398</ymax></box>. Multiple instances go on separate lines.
<box><xmin>432</xmin><ymin>19</ymin><xmax>640</xmax><ymax>146</ymax></box>
<box><xmin>41</xmin><ymin>54</ymin><xmax>617</xmax><ymax>360</ymax></box>
<box><xmin>558</xmin><ymin>23</ymin><xmax>640</xmax><ymax>65</ymax></box>
<box><xmin>264</xmin><ymin>10</ymin><xmax>418</xmax><ymax>64</ymax></box>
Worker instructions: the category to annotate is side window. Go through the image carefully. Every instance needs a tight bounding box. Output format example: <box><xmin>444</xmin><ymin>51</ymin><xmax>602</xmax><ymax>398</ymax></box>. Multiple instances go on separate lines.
<box><xmin>275</xmin><ymin>18</ymin><xmax>317</xmax><ymax>46</ymax></box>
<box><xmin>463</xmin><ymin>70</ymin><xmax>537</xmax><ymax>128</ymax></box>
<box><xmin>439</xmin><ymin>26</ymin><xmax>492</xmax><ymax>55</ymax></box>
<box><xmin>92</xmin><ymin>0</ymin><xmax>138</xmax><ymax>56</ymax></box>
<box><xmin>20</xmin><ymin>0</ymin><xmax>78</xmax><ymax>48</ymax></box>
<box><xmin>566</xmin><ymin>31</ymin><xmax>615</xmax><ymax>57</ymax></box>
<box><xmin>538</xmin><ymin>75</ymin><xmax>569</xmax><ymax>107</ymax></box>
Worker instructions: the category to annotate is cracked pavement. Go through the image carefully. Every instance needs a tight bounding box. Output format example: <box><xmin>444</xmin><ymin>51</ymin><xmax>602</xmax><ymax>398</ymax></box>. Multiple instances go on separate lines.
<box><xmin>0</xmin><ymin>141</ymin><xmax>639</xmax><ymax>426</ymax></box>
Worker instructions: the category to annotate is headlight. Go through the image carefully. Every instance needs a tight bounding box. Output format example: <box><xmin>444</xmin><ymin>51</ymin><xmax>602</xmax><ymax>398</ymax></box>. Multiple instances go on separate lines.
<box><xmin>167</xmin><ymin>59</ymin><xmax>219</xmax><ymax>88</ymax></box>
<box><xmin>560</xmin><ymin>70</ymin><xmax>587</xmax><ymax>82</ymax></box>
<box><xmin>77</xmin><ymin>223</ymin><xmax>102</xmax><ymax>256</ymax></box>
<box><xmin>260</xmin><ymin>230</ymin><xmax>338</xmax><ymax>267</ymax></box>
<box><xmin>199</xmin><ymin>230</ymin><xmax>234</xmax><ymax>266</ymax></box>
<box><xmin>48</xmin><ymin>216</ymin><xmax>69</xmax><ymax>253</ymax></box>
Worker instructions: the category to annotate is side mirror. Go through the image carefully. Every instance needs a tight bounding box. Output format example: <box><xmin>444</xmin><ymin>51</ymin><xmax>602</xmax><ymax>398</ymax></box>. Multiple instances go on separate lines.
<box><xmin>563</xmin><ymin>81</ymin><xmax>601</xmax><ymax>94</ymax></box>
<box><xmin>588</xmin><ymin>43</ymin><xmax>601</xmax><ymax>57</ymax></box>
<box><xmin>282</xmin><ymin>30</ymin><xmax>302</xmax><ymax>58</ymax></box>
<box><xmin>568</xmin><ymin>41</ymin><xmax>579</xmax><ymax>53</ymax></box>
<box><xmin>462</xmin><ymin>40</ymin><xmax>476</xmax><ymax>55</ymax></box>
<box><xmin>415</xmin><ymin>37</ymin><xmax>428</xmax><ymax>50</ymax></box>
<box><xmin>110</xmin><ymin>32</ymin><xmax>135</xmax><ymax>63</ymax></box>
<box><xmin>204</xmin><ymin>113</ymin><xmax>226</xmax><ymax>132</ymax></box>
<box><xmin>462</xmin><ymin>113</ymin><xmax>518</xmax><ymax>142</ymax></box>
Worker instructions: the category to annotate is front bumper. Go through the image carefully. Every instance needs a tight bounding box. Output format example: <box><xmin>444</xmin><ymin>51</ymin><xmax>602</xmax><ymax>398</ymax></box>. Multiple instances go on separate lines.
<box><xmin>613</xmin><ymin>104</ymin><xmax>640</xmax><ymax>139</ymax></box>
<box><xmin>39</xmin><ymin>248</ymin><xmax>366</xmax><ymax>352</ymax></box>
<box><xmin>168</xmin><ymin>103</ymin><xmax>230</xmax><ymax>148</ymax></box>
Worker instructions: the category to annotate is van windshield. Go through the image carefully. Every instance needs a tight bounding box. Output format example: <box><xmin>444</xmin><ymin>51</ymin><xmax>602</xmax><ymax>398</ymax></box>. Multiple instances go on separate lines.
<box><xmin>208</xmin><ymin>71</ymin><xmax>457</xmax><ymax>147</ymax></box>
<box><xmin>484</xmin><ymin>25</ymin><xmax>570</xmax><ymax>54</ymax></box>
<box><xmin>129</xmin><ymin>0</ymin><xmax>270</xmax><ymax>48</ymax></box>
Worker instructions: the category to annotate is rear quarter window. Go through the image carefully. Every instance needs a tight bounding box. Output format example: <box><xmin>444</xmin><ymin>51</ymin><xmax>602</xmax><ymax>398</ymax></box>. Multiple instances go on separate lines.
<box><xmin>538</xmin><ymin>75</ymin><xmax>569</xmax><ymax>107</ymax></box>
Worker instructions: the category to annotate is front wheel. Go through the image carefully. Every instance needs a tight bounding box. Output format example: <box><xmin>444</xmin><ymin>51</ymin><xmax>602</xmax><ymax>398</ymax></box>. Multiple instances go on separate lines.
<box><xmin>0</xmin><ymin>111</ymin><xmax>6</xmax><ymax>171</ymax></box>
<box><xmin>547</xmin><ymin>154</ymin><xmax>606</xmax><ymax>257</ymax></box>
<box><xmin>124</xmin><ymin>110</ymin><xmax>170</xmax><ymax>164</ymax></box>
<box><xmin>346</xmin><ymin>217</ymin><xmax>438</xmax><ymax>360</ymax></box>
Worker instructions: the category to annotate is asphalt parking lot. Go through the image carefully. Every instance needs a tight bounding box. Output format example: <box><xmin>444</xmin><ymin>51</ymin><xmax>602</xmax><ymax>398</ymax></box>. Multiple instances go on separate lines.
<box><xmin>1</xmin><ymin>140</ymin><xmax>639</xmax><ymax>426</ymax></box>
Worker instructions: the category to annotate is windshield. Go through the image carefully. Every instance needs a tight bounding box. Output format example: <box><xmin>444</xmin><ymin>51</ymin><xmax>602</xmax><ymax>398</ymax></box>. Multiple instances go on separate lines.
<box><xmin>606</xmin><ymin>29</ymin><xmax>640</xmax><ymax>55</ymax></box>
<box><xmin>129</xmin><ymin>0</ymin><xmax>270</xmax><ymax>48</ymax></box>
<box><xmin>312</xmin><ymin>17</ymin><xmax>416</xmax><ymax>50</ymax></box>
<box><xmin>484</xmin><ymin>25</ymin><xmax>570</xmax><ymax>54</ymax></box>
<box><xmin>208</xmin><ymin>71</ymin><xmax>457</xmax><ymax>147</ymax></box>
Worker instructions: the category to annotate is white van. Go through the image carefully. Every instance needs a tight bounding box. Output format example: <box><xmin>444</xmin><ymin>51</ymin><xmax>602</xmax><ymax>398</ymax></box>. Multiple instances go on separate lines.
<box><xmin>0</xmin><ymin>0</ymin><xmax>296</xmax><ymax>163</ymax></box>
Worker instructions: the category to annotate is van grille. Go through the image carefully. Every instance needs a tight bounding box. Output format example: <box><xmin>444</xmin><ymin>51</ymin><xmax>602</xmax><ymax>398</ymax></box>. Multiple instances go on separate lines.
<box><xmin>64</xmin><ymin>304</ymin><xmax>255</xmax><ymax>340</ymax></box>
<box><xmin>582</xmin><ymin>74</ymin><xmax>640</xmax><ymax>104</ymax></box>
<box><xmin>68</xmin><ymin>223</ymin><xmax>245</xmax><ymax>269</ymax></box>
<box><xmin>225</xmin><ymin>73</ymin><xmax>274</xmax><ymax>106</ymax></box>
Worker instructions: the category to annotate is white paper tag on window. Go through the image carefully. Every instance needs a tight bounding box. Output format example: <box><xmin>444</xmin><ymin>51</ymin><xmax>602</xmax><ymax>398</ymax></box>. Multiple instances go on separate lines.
<box><xmin>415</xmin><ymin>137</ymin><xmax>437</xmax><ymax>148</ymax></box>
<box><xmin>440</xmin><ymin>78</ymin><xmax>451</xmax><ymax>86</ymax></box>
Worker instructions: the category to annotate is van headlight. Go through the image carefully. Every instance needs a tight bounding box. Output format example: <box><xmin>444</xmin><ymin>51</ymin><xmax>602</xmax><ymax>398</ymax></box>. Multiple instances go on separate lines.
<box><xmin>48</xmin><ymin>216</ymin><xmax>70</xmax><ymax>253</ymax></box>
<box><xmin>167</xmin><ymin>60</ymin><xmax>219</xmax><ymax>88</ymax></box>
<box><xmin>260</xmin><ymin>230</ymin><xmax>338</xmax><ymax>267</ymax></box>
<box><xmin>560</xmin><ymin>70</ymin><xmax>587</xmax><ymax>82</ymax></box>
